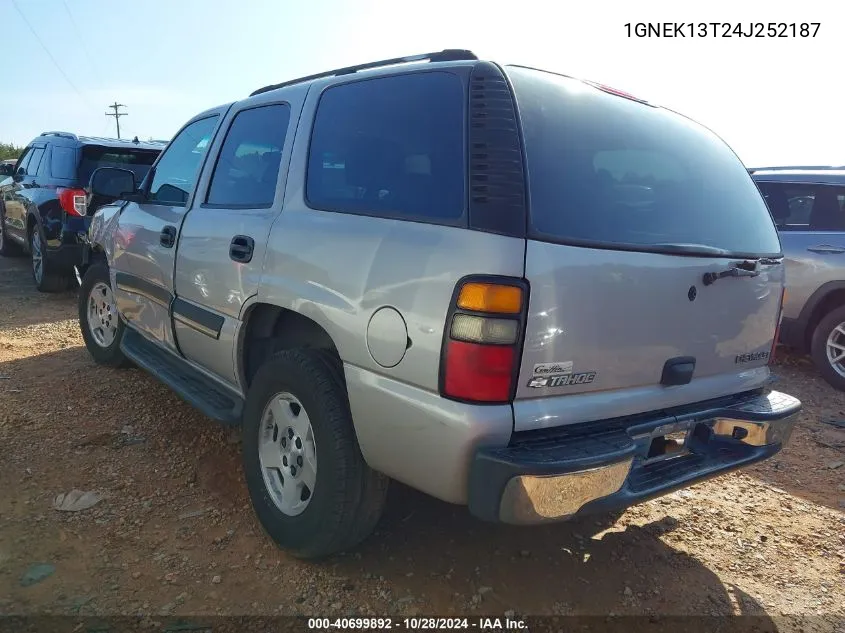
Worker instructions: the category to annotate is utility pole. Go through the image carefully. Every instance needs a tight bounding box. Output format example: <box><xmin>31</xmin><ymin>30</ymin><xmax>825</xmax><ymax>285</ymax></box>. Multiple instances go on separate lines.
<box><xmin>105</xmin><ymin>102</ymin><xmax>128</xmax><ymax>139</ymax></box>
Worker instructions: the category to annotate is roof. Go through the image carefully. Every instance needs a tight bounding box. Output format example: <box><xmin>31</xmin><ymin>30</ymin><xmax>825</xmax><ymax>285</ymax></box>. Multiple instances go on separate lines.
<box><xmin>36</xmin><ymin>131</ymin><xmax>166</xmax><ymax>151</ymax></box>
<box><xmin>77</xmin><ymin>136</ymin><xmax>167</xmax><ymax>151</ymax></box>
<box><xmin>750</xmin><ymin>167</ymin><xmax>845</xmax><ymax>185</ymax></box>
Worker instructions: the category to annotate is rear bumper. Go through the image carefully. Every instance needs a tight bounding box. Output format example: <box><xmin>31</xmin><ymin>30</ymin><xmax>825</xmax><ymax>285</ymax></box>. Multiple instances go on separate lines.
<box><xmin>44</xmin><ymin>223</ymin><xmax>91</xmax><ymax>273</ymax></box>
<box><xmin>468</xmin><ymin>389</ymin><xmax>801</xmax><ymax>524</ymax></box>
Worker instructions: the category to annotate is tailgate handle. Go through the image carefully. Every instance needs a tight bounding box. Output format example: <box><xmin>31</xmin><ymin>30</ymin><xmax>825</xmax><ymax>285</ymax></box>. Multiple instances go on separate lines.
<box><xmin>661</xmin><ymin>356</ymin><xmax>696</xmax><ymax>387</ymax></box>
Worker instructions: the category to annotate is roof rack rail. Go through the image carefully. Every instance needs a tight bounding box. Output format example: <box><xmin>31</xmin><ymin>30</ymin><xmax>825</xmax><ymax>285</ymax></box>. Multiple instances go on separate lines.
<box><xmin>250</xmin><ymin>49</ymin><xmax>478</xmax><ymax>97</ymax></box>
<box><xmin>40</xmin><ymin>131</ymin><xmax>78</xmax><ymax>140</ymax></box>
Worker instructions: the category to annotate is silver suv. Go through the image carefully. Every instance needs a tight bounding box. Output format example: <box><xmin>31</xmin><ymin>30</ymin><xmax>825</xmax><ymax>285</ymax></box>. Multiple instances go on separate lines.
<box><xmin>76</xmin><ymin>50</ymin><xmax>801</xmax><ymax>558</ymax></box>
<box><xmin>752</xmin><ymin>167</ymin><xmax>845</xmax><ymax>389</ymax></box>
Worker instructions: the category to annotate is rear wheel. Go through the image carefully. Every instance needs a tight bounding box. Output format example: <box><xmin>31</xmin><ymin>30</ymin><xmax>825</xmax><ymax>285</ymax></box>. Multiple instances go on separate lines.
<box><xmin>30</xmin><ymin>227</ymin><xmax>68</xmax><ymax>293</ymax></box>
<box><xmin>78</xmin><ymin>261</ymin><xmax>129</xmax><ymax>367</ymax></box>
<box><xmin>810</xmin><ymin>305</ymin><xmax>845</xmax><ymax>391</ymax></box>
<box><xmin>242</xmin><ymin>349</ymin><xmax>388</xmax><ymax>559</ymax></box>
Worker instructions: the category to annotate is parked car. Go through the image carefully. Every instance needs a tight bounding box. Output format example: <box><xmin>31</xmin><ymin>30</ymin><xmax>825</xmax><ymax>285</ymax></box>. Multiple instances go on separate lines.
<box><xmin>0</xmin><ymin>132</ymin><xmax>164</xmax><ymax>291</ymax></box>
<box><xmin>751</xmin><ymin>166</ymin><xmax>845</xmax><ymax>389</ymax></box>
<box><xmin>77</xmin><ymin>50</ymin><xmax>801</xmax><ymax>559</ymax></box>
<box><xmin>0</xmin><ymin>159</ymin><xmax>16</xmax><ymax>178</ymax></box>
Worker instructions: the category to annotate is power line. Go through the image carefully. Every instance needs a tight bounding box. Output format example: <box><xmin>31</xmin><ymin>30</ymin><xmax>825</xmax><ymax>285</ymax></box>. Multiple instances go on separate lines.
<box><xmin>11</xmin><ymin>0</ymin><xmax>94</xmax><ymax>112</ymax></box>
<box><xmin>105</xmin><ymin>102</ymin><xmax>128</xmax><ymax>139</ymax></box>
<box><xmin>61</xmin><ymin>0</ymin><xmax>104</xmax><ymax>91</ymax></box>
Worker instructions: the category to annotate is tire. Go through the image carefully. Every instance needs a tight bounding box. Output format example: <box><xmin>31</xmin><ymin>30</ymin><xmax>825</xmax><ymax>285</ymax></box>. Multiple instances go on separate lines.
<box><xmin>810</xmin><ymin>304</ymin><xmax>845</xmax><ymax>391</ymax></box>
<box><xmin>0</xmin><ymin>206</ymin><xmax>22</xmax><ymax>256</ymax></box>
<box><xmin>242</xmin><ymin>349</ymin><xmax>388</xmax><ymax>559</ymax></box>
<box><xmin>78</xmin><ymin>261</ymin><xmax>129</xmax><ymax>367</ymax></box>
<box><xmin>29</xmin><ymin>226</ymin><xmax>68</xmax><ymax>293</ymax></box>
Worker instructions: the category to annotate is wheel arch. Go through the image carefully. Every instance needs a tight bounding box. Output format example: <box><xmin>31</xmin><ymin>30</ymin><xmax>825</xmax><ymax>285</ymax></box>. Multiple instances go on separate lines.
<box><xmin>798</xmin><ymin>281</ymin><xmax>845</xmax><ymax>351</ymax></box>
<box><xmin>237</xmin><ymin>302</ymin><xmax>342</xmax><ymax>389</ymax></box>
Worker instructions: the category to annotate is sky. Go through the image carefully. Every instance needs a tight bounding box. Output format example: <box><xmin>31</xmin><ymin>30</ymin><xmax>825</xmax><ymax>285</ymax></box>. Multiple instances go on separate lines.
<box><xmin>0</xmin><ymin>0</ymin><xmax>841</xmax><ymax>168</ymax></box>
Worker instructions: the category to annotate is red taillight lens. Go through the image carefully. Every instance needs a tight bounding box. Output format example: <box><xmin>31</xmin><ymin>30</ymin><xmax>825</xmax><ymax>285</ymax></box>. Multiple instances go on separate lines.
<box><xmin>440</xmin><ymin>278</ymin><xmax>526</xmax><ymax>404</ymax></box>
<box><xmin>443</xmin><ymin>340</ymin><xmax>515</xmax><ymax>403</ymax></box>
<box><xmin>58</xmin><ymin>188</ymin><xmax>87</xmax><ymax>217</ymax></box>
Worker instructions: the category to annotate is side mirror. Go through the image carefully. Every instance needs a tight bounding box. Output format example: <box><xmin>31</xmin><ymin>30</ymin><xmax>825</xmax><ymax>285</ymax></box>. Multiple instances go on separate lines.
<box><xmin>89</xmin><ymin>167</ymin><xmax>137</xmax><ymax>200</ymax></box>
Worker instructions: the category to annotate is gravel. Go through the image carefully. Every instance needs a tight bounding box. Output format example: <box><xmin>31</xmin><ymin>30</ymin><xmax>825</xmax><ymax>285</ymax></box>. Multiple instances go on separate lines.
<box><xmin>0</xmin><ymin>255</ymin><xmax>843</xmax><ymax>622</ymax></box>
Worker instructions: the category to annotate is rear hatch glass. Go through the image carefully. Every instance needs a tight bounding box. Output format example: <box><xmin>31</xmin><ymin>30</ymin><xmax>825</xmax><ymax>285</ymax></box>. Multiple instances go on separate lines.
<box><xmin>505</xmin><ymin>66</ymin><xmax>784</xmax><ymax>430</ymax></box>
<box><xmin>78</xmin><ymin>146</ymin><xmax>160</xmax><ymax>185</ymax></box>
<box><xmin>509</xmin><ymin>66</ymin><xmax>781</xmax><ymax>257</ymax></box>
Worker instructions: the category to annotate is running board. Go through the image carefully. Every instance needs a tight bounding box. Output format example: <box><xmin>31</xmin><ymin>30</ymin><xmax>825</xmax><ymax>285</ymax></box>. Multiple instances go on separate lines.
<box><xmin>121</xmin><ymin>329</ymin><xmax>243</xmax><ymax>426</ymax></box>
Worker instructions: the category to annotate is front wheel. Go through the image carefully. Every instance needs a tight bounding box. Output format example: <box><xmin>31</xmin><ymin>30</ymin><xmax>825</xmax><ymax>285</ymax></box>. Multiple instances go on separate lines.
<box><xmin>810</xmin><ymin>305</ymin><xmax>845</xmax><ymax>391</ymax></box>
<box><xmin>242</xmin><ymin>349</ymin><xmax>388</xmax><ymax>559</ymax></box>
<box><xmin>78</xmin><ymin>261</ymin><xmax>129</xmax><ymax>367</ymax></box>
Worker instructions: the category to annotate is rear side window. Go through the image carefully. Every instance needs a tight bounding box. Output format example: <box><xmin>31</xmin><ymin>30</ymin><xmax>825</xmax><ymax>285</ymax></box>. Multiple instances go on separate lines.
<box><xmin>206</xmin><ymin>104</ymin><xmax>291</xmax><ymax>208</ymax></box>
<box><xmin>756</xmin><ymin>181</ymin><xmax>845</xmax><ymax>231</ymax></box>
<box><xmin>508</xmin><ymin>67</ymin><xmax>782</xmax><ymax>256</ymax></box>
<box><xmin>27</xmin><ymin>148</ymin><xmax>45</xmax><ymax>177</ymax></box>
<box><xmin>306</xmin><ymin>71</ymin><xmax>465</xmax><ymax>223</ymax></box>
<box><xmin>50</xmin><ymin>146</ymin><xmax>78</xmax><ymax>179</ymax></box>
<box><xmin>79</xmin><ymin>146</ymin><xmax>159</xmax><ymax>186</ymax></box>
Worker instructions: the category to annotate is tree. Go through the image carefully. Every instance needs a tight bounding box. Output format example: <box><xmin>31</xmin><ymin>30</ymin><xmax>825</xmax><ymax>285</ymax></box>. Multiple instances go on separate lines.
<box><xmin>0</xmin><ymin>142</ymin><xmax>24</xmax><ymax>161</ymax></box>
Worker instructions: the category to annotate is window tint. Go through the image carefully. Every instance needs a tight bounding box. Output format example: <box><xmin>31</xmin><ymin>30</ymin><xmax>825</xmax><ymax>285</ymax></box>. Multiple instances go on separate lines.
<box><xmin>149</xmin><ymin>116</ymin><xmax>219</xmax><ymax>206</ymax></box>
<box><xmin>50</xmin><ymin>146</ymin><xmax>78</xmax><ymax>179</ymax></box>
<box><xmin>509</xmin><ymin>67</ymin><xmax>782</xmax><ymax>256</ymax></box>
<box><xmin>307</xmin><ymin>72</ymin><xmax>464</xmax><ymax>222</ymax></box>
<box><xmin>206</xmin><ymin>104</ymin><xmax>290</xmax><ymax>207</ymax></box>
<box><xmin>79</xmin><ymin>147</ymin><xmax>159</xmax><ymax>185</ymax></box>
<box><xmin>14</xmin><ymin>147</ymin><xmax>33</xmax><ymax>176</ymax></box>
<box><xmin>25</xmin><ymin>148</ymin><xmax>45</xmax><ymax>177</ymax></box>
<box><xmin>757</xmin><ymin>182</ymin><xmax>845</xmax><ymax>231</ymax></box>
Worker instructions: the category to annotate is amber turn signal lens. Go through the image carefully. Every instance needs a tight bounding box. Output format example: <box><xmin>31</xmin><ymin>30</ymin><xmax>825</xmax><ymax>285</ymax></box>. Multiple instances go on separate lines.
<box><xmin>457</xmin><ymin>283</ymin><xmax>522</xmax><ymax>314</ymax></box>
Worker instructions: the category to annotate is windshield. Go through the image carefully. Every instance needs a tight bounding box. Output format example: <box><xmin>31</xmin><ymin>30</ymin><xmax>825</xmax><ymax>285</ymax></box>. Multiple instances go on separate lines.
<box><xmin>78</xmin><ymin>146</ymin><xmax>160</xmax><ymax>185</ymax></box>
<box><xmin>508</xmin><ymin>66</ymin><xmax>782</xmax><ymax>257</ymax></box>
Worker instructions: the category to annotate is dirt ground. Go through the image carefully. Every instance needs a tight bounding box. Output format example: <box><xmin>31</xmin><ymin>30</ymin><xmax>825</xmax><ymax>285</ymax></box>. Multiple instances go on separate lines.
<box><xmin>0</xmin><ymin>254</ymin><xmax>843</xmax><ymax>629</ymax></box>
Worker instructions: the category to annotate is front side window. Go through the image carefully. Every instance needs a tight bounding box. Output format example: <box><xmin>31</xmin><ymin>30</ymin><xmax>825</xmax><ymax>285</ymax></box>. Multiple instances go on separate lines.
<box><xmin>306</xmin><ymin>71</ymin><xmax>465</xmax><ymax>223</ymax></box>
<box><xmin>206</xmin><ymin>104</ymin><xmax>291</xmax><ymax>207</ymax></box>
<box><xmin>149</xmin><ymin>116</ymin><xmax>219</xmax><ymax>206</ymax></box>
<box><xmin>757</xmin><ymin>181</ymin><xmax>845</xmax><ymax>231</ymax></box>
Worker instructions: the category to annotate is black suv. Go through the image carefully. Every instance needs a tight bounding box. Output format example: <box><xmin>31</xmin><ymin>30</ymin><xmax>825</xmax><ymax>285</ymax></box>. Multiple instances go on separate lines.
<box><xmin>0</xmin><ymin>132</ymin><xmax>164</xmax><ymax>291</ymax></box>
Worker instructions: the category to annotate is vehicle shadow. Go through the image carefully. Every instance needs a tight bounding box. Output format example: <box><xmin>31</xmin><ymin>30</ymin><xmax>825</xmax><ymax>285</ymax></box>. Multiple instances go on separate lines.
<box><xmin>0</xmin><ymin>348</ymin><xmax>788</xmax><ymax>623</ymax></box>
<box><xmin>749</xmin><ymin>353</ymin><xmax>845</xmax><ymax>512</ymax></box>
<box><xmin>332</xmin><ymin>482</ymin><xmax>776</xmax><ymax>621</ymax></box>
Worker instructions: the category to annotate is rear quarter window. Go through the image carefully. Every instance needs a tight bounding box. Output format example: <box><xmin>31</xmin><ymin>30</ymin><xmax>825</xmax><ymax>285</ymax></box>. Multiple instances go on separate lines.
<box><xmin>507</xmin><ymin>66</ymin><xmax>782</xmax><ymax>257</ymax></box>
<box><xmin>50</xmin><ymin>146</ymin><xmax>78</xmax><ymax>179</ymax></box>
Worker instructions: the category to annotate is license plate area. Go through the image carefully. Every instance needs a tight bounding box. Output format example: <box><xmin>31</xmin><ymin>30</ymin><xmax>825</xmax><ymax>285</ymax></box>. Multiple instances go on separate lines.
<box><xmin>641</xmin><ymin>422</ymin><xmax>693</xmax><ymax>464</ymax></box>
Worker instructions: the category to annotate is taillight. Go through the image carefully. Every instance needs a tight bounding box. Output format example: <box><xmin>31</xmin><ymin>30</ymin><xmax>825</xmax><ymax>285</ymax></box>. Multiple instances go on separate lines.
<box><xmin>440</xmin><ymin>278</ymin><xmax>527</xmax><ymax>403</ymax></box>
<box><xmin>769</xmin><ymin>288</ymin><xmax>786</xmax><ymax>364</ymax></box>
<box><xmin>58</xmin><ymin>188</ymin><xmax>87</xmax><ymax>217</ymax></box>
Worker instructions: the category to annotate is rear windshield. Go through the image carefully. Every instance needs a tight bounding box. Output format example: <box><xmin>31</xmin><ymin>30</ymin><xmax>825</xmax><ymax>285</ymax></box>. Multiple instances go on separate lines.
<box><xmin>78</xmin><ymin>146</ymin><xmax>159</xmax><ymax>185</ymax></box>
<box><xmin>508</xmin><ymin>66</ymin><xmax>782</xmax><ymax>257</ymax></box>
